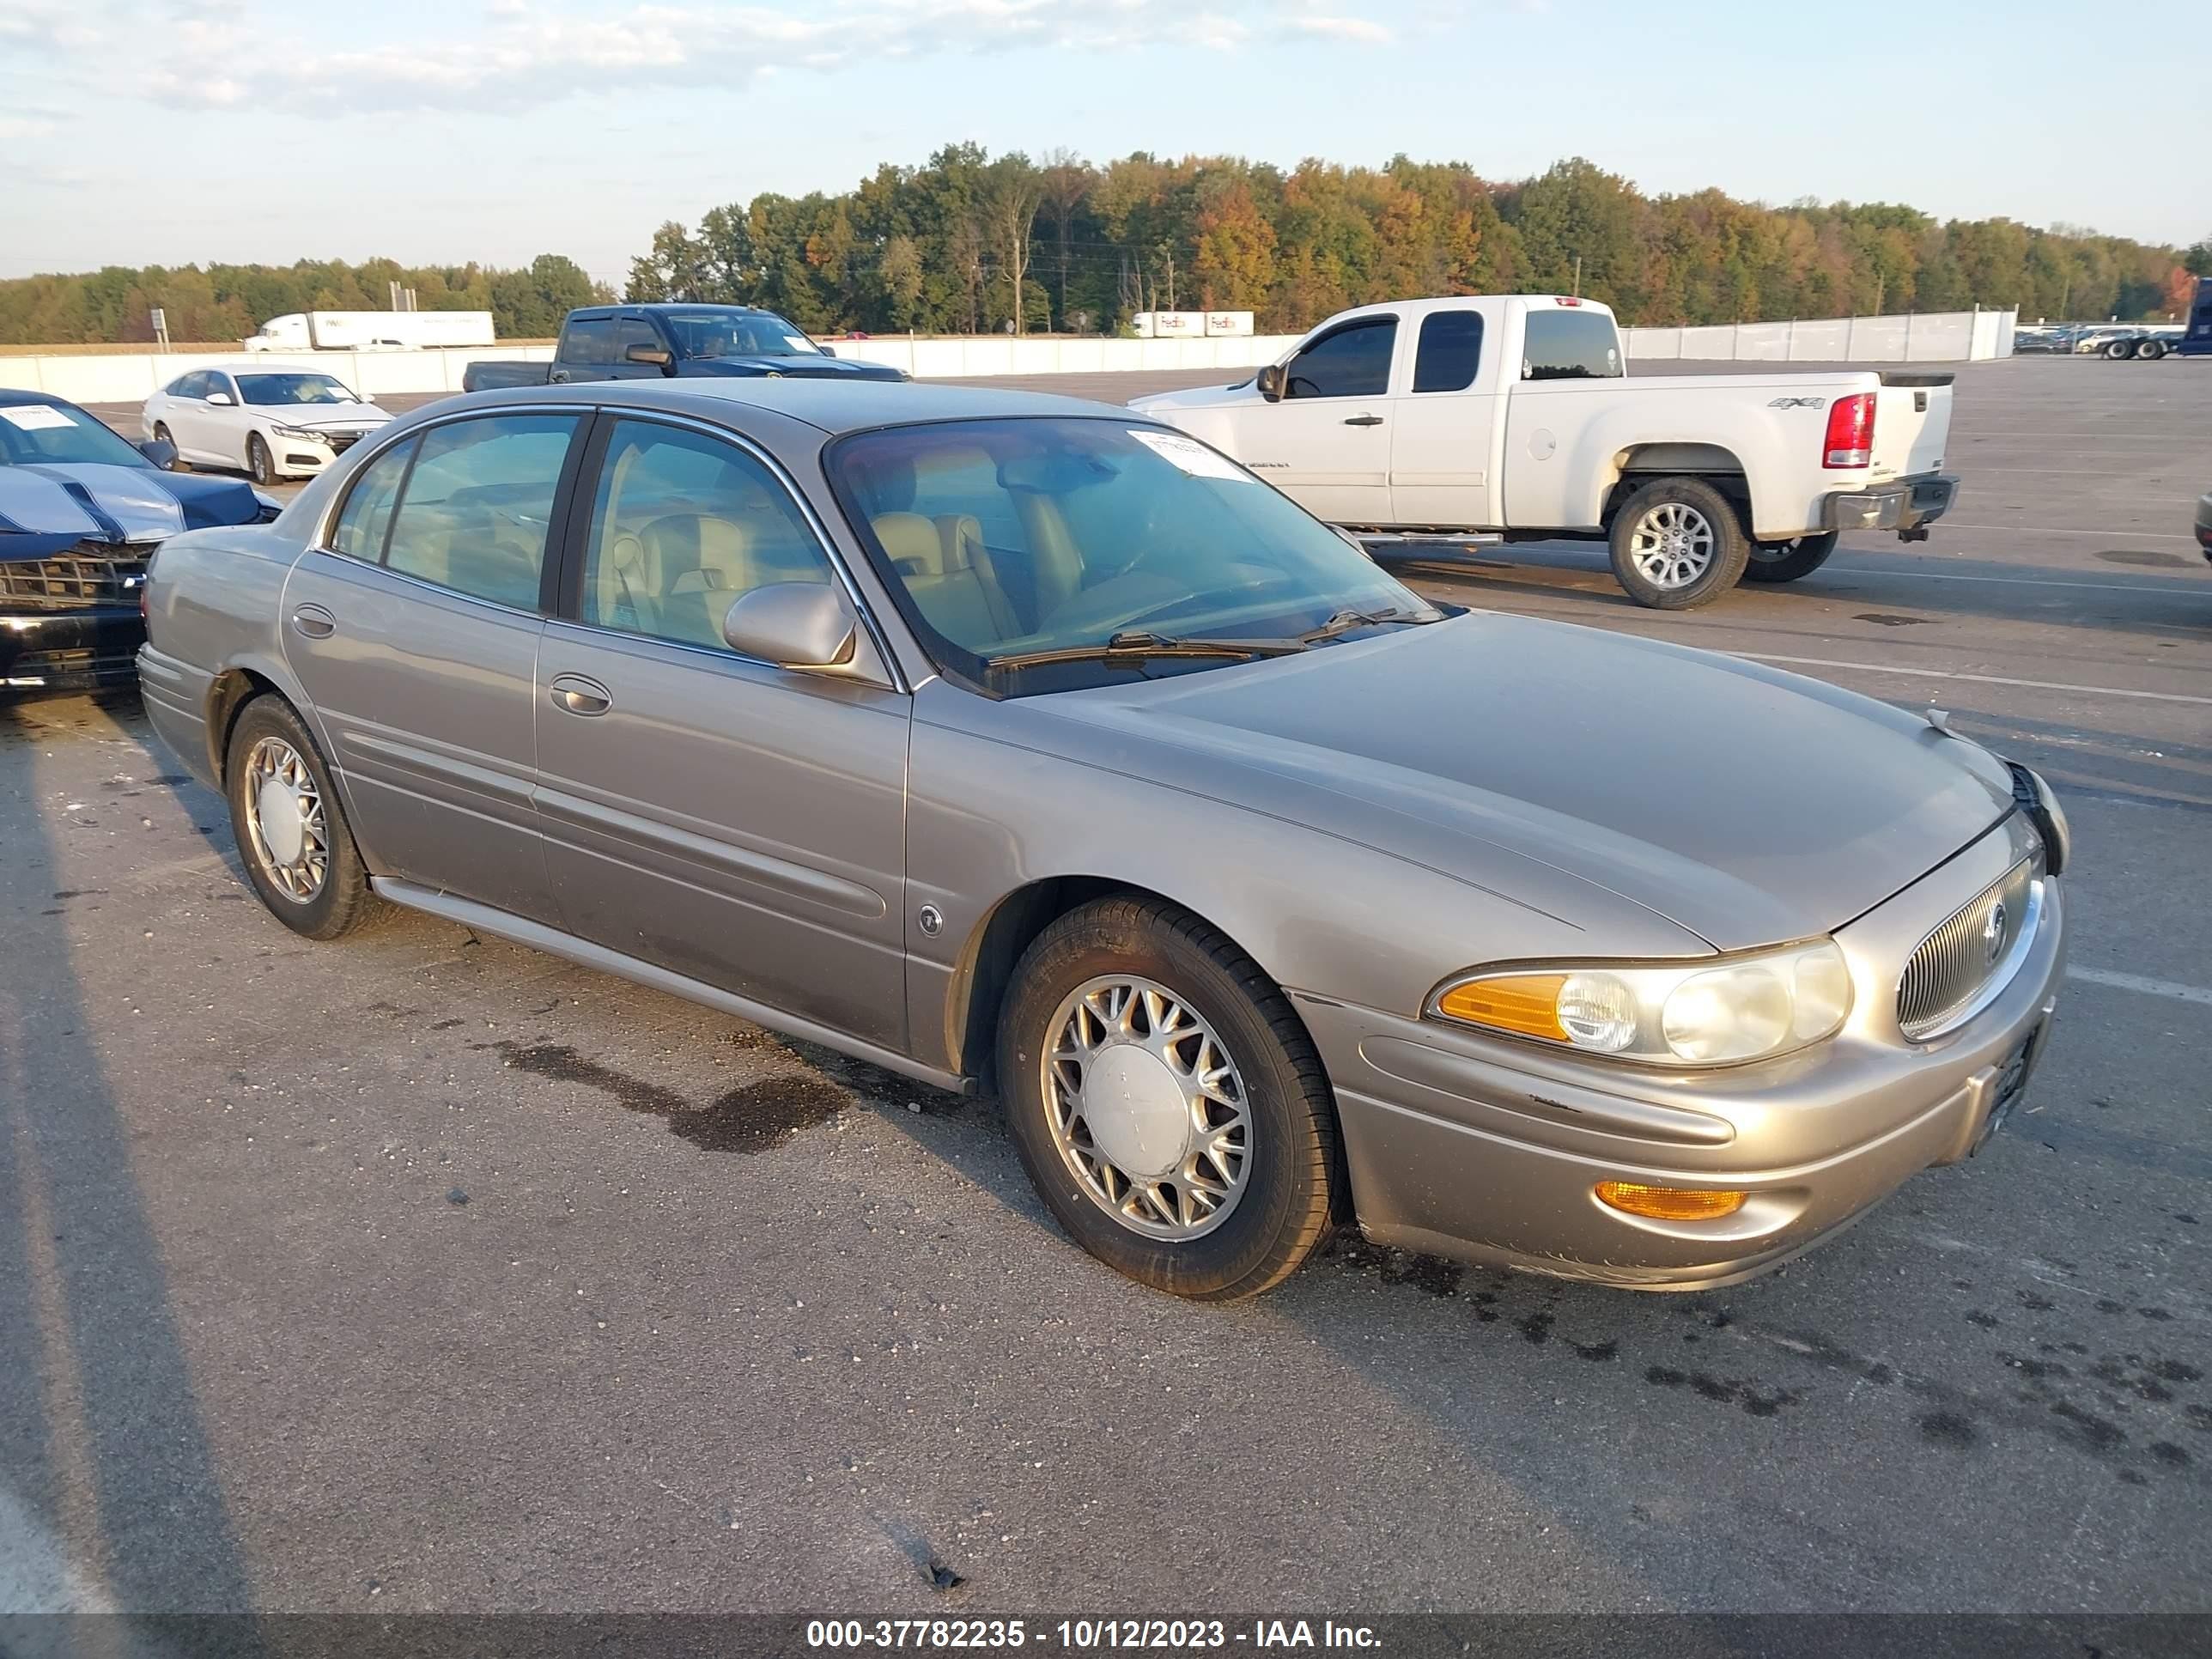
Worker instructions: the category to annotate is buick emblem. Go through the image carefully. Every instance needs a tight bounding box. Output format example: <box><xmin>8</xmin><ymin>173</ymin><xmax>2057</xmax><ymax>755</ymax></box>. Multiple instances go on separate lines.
<box><xmin>1982</xmin><ymin>902</ymin><xmax>2008</xmax><ymax>965</ymax></box>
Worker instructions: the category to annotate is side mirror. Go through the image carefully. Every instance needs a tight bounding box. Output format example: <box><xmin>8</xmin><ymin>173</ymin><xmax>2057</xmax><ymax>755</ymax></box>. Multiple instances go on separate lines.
<box><xmin>137</xmin><ymin>437</ymin><xmax>178</xmax><ymax>469</ymax></box>
<box><xmin>206</xmin><ymin>391</ymin><xmax>234</xmax><ymax>406</ymax></box>
<box><xmin>624</xmin><ymin>343</ymin><xmax>675</xmax><ymax>369</ymax></box>
<box><xmin>721</xmin><ymin>582</ymin><xmax>857</xmax><ymax>672</ymax></box>
<box><xmin>818</xmin><ymin>343</ymin><xmax>836</xmax><ymax>357</ymax></box>
<box><xmin>1255</xmin><ymin>364</ymin><xmax>1285</xmax><ymax>403</ymax></box>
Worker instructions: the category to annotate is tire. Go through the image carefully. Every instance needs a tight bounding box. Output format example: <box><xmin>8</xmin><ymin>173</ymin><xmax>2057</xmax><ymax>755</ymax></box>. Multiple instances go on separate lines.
<box><xmin>1607</xmin><ymin>477</ymin><xmax>1753</xmax><ymax>610</ymax></box>
<box><xmin>995</xmin><ymin>896</ymin><xmax>1340</xmax><ymax>1301</ymax></box>
<box><xmin>224</xmin><ymin>696</ymin><xmax>376</xmax><ymax>940</ymax></box>
<box><xmin>152</xmin><ymin>422</ymin><xmax>187</xmax><ymax>471</ymax></box>
<box><xmin>2103</xmin><ymin>339</ymin><xmax>2136</xmax><ymax>360</ymax></box>
<box><xmin>246</xmin><ymin>433</ymin><xmax>276</xmax><ymax>486</ymax></box>
<box><xmin>2136</xmin><ymin>339</ymin><xmax>2166</xmax><ymax>362</ymax></box>
<box><xmin>1743</xmin><ymin>530</ymin><xmax>1840</xmax><ymax>585</ymax></box>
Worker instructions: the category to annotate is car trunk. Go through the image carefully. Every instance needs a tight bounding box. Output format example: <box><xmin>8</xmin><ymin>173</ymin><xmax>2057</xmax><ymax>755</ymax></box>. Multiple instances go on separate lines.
<box><xmin>1869</xmin><ymin>373</ymin><xmax>1953</xmax><ymax>481</ymax></box>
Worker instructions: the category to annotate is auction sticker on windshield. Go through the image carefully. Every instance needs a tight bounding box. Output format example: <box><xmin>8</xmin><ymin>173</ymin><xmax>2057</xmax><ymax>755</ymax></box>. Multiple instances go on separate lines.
<box><xmin>0</xmin><ymin>404</ymin><xmax>78</xmax><ymax>431</ymax></box>
<box><xmin>1127</xmin><ymin>428</ymin><xmax>1250</xmax><ymax>483</ymax></box>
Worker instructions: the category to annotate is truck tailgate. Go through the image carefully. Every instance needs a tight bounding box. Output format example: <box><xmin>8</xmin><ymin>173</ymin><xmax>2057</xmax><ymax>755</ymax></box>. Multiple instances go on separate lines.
<box><xmin>1871</xmin><ymin>374</ymin><xmax>1952</xmax><ymax>481</ymax></box>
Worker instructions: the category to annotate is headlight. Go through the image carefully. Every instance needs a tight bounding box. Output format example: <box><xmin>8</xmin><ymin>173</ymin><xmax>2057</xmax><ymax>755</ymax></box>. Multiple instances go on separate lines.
<box><xmin>270</xmin><ymin>424</ymin><xmax>331</xmax><ymax>444</ymax></box>
<box><xmin>1431</xmin><ymin>939</ymin><xmax>1852</xmax><ymax>1066</ymax></box>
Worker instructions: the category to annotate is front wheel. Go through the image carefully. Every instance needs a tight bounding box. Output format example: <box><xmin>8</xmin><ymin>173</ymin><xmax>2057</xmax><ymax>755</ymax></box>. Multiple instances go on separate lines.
<box><xmin>1607</xmin><ymin>477</ymin><xmax>1752</xmax><ymax>609</ymax></box>
<box><xmin>996</xmin><ymin>896</ymin><xmax>1340</xmax><ymax>1300</ymax></box>
<box><xmin>246</xmin><ymin>433</ymin><xmax>277</xmax><ymax>486</ymax></box>
<box><xmin>1742</xmin><ymin>530</ymin><xmax>1840</xmax><ymax>585</ymax></box>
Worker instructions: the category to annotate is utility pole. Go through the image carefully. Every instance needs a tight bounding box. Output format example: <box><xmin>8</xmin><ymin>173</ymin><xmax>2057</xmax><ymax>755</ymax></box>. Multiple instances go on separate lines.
<box><xmin>1571</xmin><ymin>255</ymin><xmax>1582</xmax><ymax>298</ymax></box>
<box><xmin>1873</xmin><ymin>273</ymin><xmax>1884</xmax><ymax>316</ymax></box>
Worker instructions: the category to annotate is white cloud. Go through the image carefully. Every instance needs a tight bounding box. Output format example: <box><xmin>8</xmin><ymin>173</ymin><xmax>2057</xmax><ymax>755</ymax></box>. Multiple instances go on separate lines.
<box><xmin>12</xmin><ymin>0</ymin><xmax>1407</xmax><ymax>115</ymax></box>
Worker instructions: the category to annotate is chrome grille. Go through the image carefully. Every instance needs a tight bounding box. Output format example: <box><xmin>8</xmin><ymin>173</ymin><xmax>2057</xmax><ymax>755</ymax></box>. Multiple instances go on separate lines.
<box><xmin>1898</xmin><ymin>856</ymin><xmax>2039</xmax><ymax>1040</ymax></box>
<box><xmin>0</xmin><ymin>543</ymin><xmax>148</xmax><ymax>611</ymax></box>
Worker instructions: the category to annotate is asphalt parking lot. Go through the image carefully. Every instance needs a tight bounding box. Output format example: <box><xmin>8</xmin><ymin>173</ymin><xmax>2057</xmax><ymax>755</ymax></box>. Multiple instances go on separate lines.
<box><xmin>8</xmin><ymin>357</ymin><xmax>2208</xmax><ymax>1619</ymax></box>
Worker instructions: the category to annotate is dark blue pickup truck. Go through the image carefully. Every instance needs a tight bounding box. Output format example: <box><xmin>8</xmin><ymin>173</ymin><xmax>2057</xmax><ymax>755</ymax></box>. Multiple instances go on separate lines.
<box><xmin>462</xmin><ymin>304</ymin><xmax>907</xmax><ymax>393</ymax></box>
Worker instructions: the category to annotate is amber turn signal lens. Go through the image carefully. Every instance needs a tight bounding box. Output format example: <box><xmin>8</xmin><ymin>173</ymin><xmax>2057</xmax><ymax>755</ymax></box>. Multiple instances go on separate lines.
<box><xmin>1437</xmin><ymin>974</ymin><xmax>1567</xmax><ymax>1040</ymax></box>
<box><xmin>1595</xmin><ymin>1181</ymin><xmax>1747</xmax><ymax>1221</ymax></box>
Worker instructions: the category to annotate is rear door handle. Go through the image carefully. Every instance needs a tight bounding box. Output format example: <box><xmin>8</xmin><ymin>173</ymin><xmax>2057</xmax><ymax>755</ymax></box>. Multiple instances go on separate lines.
<box><xmin>548</xmin><ymin>673</ymin><xmax>611</xmax><ymax>716</ymax></box>
<box><xmin>290</xmin><ymin>604</ymin><xmax>335</xmax><ymax>639</ymax></box>
<box><xmin>1344</xmin><ymin>415</ymin><xmax>1384</xmax><ymax>427</ymax></box>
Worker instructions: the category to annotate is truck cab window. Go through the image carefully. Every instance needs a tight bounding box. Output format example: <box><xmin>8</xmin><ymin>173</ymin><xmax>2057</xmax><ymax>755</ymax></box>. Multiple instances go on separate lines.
<box><xmin>613</xmin><ymin>317</ymin><xmax>663</xmax><ymax>360</ymax></box>
<box><xmin>1284</xmin><ymin>319</ymin><xmax>1395</xmax><ymax>399</ymax></box>
<box><xmin>1521</xmin><ymin>310</ymin><xmax>1622</xmax><ymax>380</ymax></box>
<box><xmin>562</xmin><ymin>318</ymin><xmax>617</xmax><ymax>367</ymax></box>
<box><xmin>1412</xmin><ymin>312</ymin><xmax>1484</xmax><ymax>392</ymax></box>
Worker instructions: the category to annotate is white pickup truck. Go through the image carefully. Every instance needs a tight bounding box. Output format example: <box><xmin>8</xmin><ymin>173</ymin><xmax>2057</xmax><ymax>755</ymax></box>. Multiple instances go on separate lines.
<box><xmin>1130</xmin><ymin>295</ymin><xmax>1960</xmax><ymax>609</ymax></box>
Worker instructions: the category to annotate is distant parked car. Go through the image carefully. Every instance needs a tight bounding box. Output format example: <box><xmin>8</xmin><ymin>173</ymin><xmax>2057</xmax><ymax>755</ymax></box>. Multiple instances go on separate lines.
<box><xmin>461</xmin><ymin>304</ymin><xmax>908</xmax><ymax>393</ymax></box>
<box><xmin>138</xmin><ymin>378</ymin><xmax>2069</xmax><ymax>1300</ymax></box>
<box><xmin>143</xmin><ymin>366</ymin><xmax>394</xmax><ymax>486</ymax></box>
<box><xmin>0</xmin><ymin>389</ymin><xmax>275</xmax><ymax>693</ymax></box>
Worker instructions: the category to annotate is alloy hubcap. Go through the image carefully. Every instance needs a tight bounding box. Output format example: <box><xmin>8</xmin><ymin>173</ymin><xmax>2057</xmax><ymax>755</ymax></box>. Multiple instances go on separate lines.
<box><xmin>242</xmin><ymin>737</ymin><xmax>329</xmax><ymax>902</ymax></box>
<box><xmin>1042</xmin><ymin>975</ymin><xmax>1251</xmax><ymax>1240</ymax></box>
<box><xmin>1629</xmin><ymin>501</ymin><xmax>1715</xmax><ymax>588</ymax></box>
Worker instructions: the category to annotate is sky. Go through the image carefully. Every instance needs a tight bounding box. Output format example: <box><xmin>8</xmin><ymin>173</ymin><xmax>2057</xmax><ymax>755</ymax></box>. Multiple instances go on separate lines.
<box><xmin>3</xmin><ymin>0</ymin><xmax>2204</xmax><ymax>285</ymax></box>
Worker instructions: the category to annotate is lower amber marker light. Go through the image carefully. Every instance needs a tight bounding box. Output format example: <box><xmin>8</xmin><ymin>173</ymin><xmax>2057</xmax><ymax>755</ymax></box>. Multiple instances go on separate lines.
<box><xmin>1595</xmin><ymin>1181</ymin><xmax>1747</xmax><ymax>1221</ymax></box>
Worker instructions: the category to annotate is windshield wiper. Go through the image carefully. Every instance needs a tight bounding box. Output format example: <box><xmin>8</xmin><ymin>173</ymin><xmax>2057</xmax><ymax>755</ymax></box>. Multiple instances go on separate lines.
<box><xmin>1297</xmin><ymin>606</ymin><xmax>1437</xmax><ymax>643</ymax></box>
<box><xmin>989</xmin><ymin>630</ymin><xmax>1311</xmax><ymax>672</ymax></box>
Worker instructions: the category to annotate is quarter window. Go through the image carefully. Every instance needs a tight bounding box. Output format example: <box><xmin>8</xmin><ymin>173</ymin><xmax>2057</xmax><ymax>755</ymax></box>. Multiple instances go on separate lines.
<box><xmin>330</xmin><ymin>436</ymin><xmax>416</xmax><ymax>562</ymax></box>
<box><xmin>382</xmin><ymin>414</ymin><xmax>579</xmax><ymax>610</ymax></box>
<box><xmin>1520</xmin><ymin>309</ymin><xmax>1622</xmax><ymax>380</ymax></box>
<box><xmin>579</xmin><ymin>419</ymin><xmax>833</xmax><ymax>652</ymax></box>
<box><xmin>1412</xmin><ymin>311</ymin><xmax>1484</xmax><ymax>392</ymax></box>
<box><xmin>1283</xmin><ymin>319</ymin><xmax>1395</xmax><ymax>399</ymax></box>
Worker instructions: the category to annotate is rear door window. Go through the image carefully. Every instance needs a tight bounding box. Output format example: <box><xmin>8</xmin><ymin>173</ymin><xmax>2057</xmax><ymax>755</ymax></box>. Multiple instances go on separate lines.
<box><xmin>1412</xmin><ymin>311</ymin><xmax>1484</xmax><ymax>392</ymax></box>
<box><xmin>1283</xmin><ymin>319</ymin><xmax>1396</xmax><ymax>399</ymax></box>
<box><xmin>381</xmin><ymin>415</ymin><xmax>580</xmax><ymax>610</ymax></box>
<box><xmin>1520</xmin><ymin>309</ymin><xmax>1622</xmax><ymax>380</ymax></box>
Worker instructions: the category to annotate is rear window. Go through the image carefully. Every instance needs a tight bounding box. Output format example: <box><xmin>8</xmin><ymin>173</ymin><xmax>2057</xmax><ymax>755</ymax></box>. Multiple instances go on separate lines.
<box><xmin>562</xmin><ymin>318</ymin><xmax>616</xmax><ymax>366</ymax></box>
<box><xmin>1412</xmin><ymin>311</ymin><xmax>1484</xmax><ymax>392</ymax></box>
<box><xmin>1521</xmin><ymin>308</ymin><xmax>1622</xmax><ymax>380</ymax></box>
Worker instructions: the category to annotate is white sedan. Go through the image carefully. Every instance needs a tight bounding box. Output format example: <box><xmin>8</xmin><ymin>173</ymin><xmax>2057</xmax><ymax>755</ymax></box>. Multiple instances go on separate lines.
<box><xmin>142</xmin><ymin>365</ymin><xmax>393</xmax><ymax>486</ymax></box>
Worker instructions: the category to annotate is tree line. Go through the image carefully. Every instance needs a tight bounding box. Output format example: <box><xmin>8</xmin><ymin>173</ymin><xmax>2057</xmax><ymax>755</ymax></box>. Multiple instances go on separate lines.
<box><xmin>3</xmin><ymin>149</ymin><xmax>2205</xmax><ymax>347</ymax></box>
<box><xmin>0</xmin><ymin>254</ymin><xmax>611</xmax><ymax>346</ymax></box>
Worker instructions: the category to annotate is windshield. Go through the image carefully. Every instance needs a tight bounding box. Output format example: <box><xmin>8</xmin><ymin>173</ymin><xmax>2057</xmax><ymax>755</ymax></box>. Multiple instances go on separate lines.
<box><xmin>659</xmin><ymin>308</ymin><xmax>823</xmax><ymax>361</ymax></box>
<box><xmin>0</xmin><ymin>400</ymin><xmax>153</xmax><ymax>469</ymax></box>
<box><xmin>235</xmin><ymin>373</ymin><xmax>357</xmax><ymax>406</ymax></box>
<box><xmin>827</xmin><ymin>416</ymin><xmax>1434</xmax><ymax>695</ymax></box>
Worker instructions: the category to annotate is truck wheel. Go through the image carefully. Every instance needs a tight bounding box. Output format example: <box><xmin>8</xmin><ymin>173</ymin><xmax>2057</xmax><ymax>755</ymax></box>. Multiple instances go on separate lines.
<box><xmin>2135</xmin><ymin>338</ymin><xmax>2166</xmax><ymax>362</ymax></box>
<box><xmin>1608</xmin><ymin>478</ymin><xmax>1752</xmax><ymax>610</ymax></box>
<box><xmin>2103</xmin><ymin>338</ymin><xmax>2136</xmax><ymax>360</ymax></box>
<box><xmin>1743</xmin><ymin>531</ymin><xmax>1839</xmax><ymax>585</ymax></box>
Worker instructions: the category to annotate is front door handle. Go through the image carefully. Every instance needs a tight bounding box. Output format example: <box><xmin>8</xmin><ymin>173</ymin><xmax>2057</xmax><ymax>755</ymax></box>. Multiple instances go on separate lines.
<box><xmin>290</xmin><ymin>604</ymin><xmax>336</xmax><ymax>639</ymax></box>
<box><xmin>1344</xmin><ymin>414</ymin><xmax>1384</xmax><ymax>427</ymax></box>
<box><xmin>548</xmin><ymin>673</ymin><xmax>611</xmax><ymax>716</ymax></box>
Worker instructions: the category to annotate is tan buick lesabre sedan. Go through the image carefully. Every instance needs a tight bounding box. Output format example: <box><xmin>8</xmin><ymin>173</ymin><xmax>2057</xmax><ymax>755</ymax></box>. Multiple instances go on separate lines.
<box><xmin>136</xmin><ymin>380</ymin><xmax>2069</xmax><ymax>1299</ymax></box>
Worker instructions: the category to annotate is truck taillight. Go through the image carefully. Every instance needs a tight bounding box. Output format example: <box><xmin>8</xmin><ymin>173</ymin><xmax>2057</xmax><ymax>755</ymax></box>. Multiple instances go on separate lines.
<box><xmin>1823</xmin><ymin>393</ymin><xmax>1874</xmax><ymax>468</ymax></box>
<box><xmin>1554</xmin><ymin>296</ymin><xmax>1583</xmax><ymax>307</ymax></box>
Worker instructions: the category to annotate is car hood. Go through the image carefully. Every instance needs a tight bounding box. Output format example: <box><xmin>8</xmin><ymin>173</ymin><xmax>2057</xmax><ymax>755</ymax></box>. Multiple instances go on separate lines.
<box><xmin>1127</xmin><ymin>380</ymin><xmax>1260</xmax><ymax>415</ymax></box>
<box><xmin>1023</xmin><ymin>613</ymin><xmax>2016</xmax><ymax>951</ymax></box>
<box><xmin>685</xmin><ymin>355</ymin><xmax>908</xmax><ymax>381</ymax></box>
<box><xmin>0</xmin><ymin>462</ymin><xmax>265</xmax><ymax>554</ymax></box>
<box><xmin>256</xmin><ymin>405</ymin><xmax>392</xmax><ymax>429</ymax></box>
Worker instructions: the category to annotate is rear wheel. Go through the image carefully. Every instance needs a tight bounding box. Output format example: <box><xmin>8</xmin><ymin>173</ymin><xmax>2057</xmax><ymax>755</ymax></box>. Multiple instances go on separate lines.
<box><xmin>1607</xmin><ymin>477</ymin><xmax>1752</xmax><ymax>610</ymax></box>
<box><xmin>224</xmin><ymin>696</ymin><xmax>376</xmax><ymax>940</ymax></box>
<box><xmin>996</xmin><ymin>896</ymin><xmax>1340</xmax><ymax>1300</ymax></box>
<box><xmin>246</xmin><ymin>433</ymin><xmax>276</xmax><ymax>486</ymax></box>
<box><xmin>2103</xmin><ymin>338</ymin><xmax>2136</xmax><ymax>360</ymax></box>
<box><xmin>2135</xmin><ymin>338</ymin><xmax>2166</xmax><ymax>362</ymax></box>
<box><xmin>1743</xmin><ymin>530</ymin><xmax>1840</xmax><ymax>585</ymax></box>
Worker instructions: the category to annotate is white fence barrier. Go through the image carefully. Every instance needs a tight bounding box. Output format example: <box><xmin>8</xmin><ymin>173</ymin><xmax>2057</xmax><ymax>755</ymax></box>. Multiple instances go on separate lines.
<box><xmin>1624</xmin><ymin>308</ymin><xmax>2017</xmax><ymax>363</ymax></box>
<box><xmin>0</xmin><ymin>335</ymin><xmax>1294</xmax><ymax>406</ymax></box>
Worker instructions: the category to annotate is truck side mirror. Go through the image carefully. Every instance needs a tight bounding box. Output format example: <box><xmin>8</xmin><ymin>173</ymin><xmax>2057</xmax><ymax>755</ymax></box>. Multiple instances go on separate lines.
<box><xmin>137</xmin><ymin>437</ymin><xmax>178</xmax><ymax>469</ymax></box>
<box><xmin>1255</xmin><ymin>364</ymin><xmax>1285</xmax><ymax>403</ymax></box>
<box><xmin>624</xmin><ymin>343</ymin><xmax>675</xmax><ymax>370</ymax></box>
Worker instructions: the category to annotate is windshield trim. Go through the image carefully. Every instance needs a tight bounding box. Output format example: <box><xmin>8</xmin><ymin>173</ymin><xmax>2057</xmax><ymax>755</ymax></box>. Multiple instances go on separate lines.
<box><xmin>820</xmin><ymin>413</ymin><xmax>1426</xmax><ymax>701</ymax></box>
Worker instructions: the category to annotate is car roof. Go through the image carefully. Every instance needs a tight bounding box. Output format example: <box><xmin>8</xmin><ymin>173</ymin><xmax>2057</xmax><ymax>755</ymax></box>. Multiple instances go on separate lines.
<box><xmin>448</xmin><ymin>376</ymin><xmax>1158</xmax><ymax>435</ymax></box>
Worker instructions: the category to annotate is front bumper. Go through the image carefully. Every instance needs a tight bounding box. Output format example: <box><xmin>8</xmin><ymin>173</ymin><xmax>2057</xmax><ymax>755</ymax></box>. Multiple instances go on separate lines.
<box><xmin>1</xmin><ymin>606</ymin><xmax>145</xmax><ymax>695</ymax></box>
<box><xmin>1302</xmin><ymin>812</ymin><xmax>2064</xmax><ymax>1290</ymax></box>
<box><xmin>1823</xmin><ymin>471</ymin><xmax>1959</xmax><ymax>538</ymax></box>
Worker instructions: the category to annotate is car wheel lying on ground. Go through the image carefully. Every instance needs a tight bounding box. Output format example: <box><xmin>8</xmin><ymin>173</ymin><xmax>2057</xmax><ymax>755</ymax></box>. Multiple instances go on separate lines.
<box><xmin>138</xmin><ymin>377</ymin><xmax>2071</xmax><ymax>1299</ymax></box>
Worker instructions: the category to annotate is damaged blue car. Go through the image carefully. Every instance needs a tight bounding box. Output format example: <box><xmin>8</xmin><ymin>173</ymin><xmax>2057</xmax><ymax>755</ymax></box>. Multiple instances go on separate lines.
<box><xmin>1</xmin><ymin>388</ymin><xmax>278</xmax><ymax>693</ymax></box>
